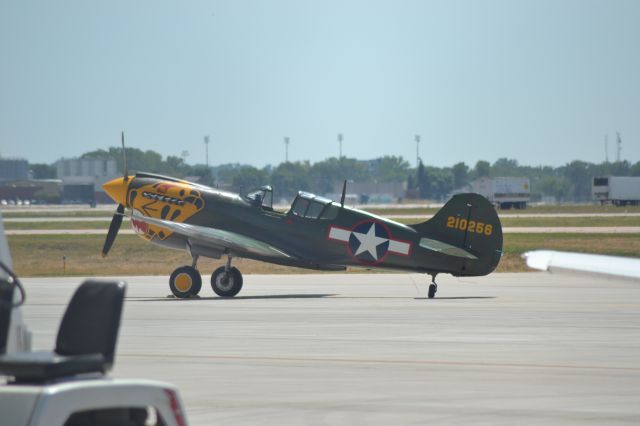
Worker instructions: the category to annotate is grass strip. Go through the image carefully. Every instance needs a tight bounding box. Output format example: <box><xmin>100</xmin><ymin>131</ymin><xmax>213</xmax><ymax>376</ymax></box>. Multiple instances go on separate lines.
<box><xmin>7</xmin><ymin>233</ymin><xmax>640</xmax><ymax>277</ymax></box>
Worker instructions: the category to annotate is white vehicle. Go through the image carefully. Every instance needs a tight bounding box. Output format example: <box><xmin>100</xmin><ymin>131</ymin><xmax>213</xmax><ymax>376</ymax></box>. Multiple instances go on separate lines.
<box><xmin>592</xmin><ymin>176</ymin><xmax>640</xmax><ymax>206</ymax></box>
<box><xmin>471</xmin><ymin>177</ymin><xmax>530</xmax><ymax>209</ymax></box>
<box><xmin>0</xmin><ymin>211</ymin><xmax>189</xmax><ymax>426</ymax></box>
<box><xmin>1</xmin><ymin>379</ymin><xmax>186</xmax><ymax>426</ymax></box>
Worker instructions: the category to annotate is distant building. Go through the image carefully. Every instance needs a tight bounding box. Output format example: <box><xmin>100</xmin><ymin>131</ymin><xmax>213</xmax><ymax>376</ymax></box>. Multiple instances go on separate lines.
<box><xmin>0</xmin><ymin>158</ymin><xmax>29</xmax><ymax>181</ymax></box>
<box><xmin>55</xmin><ymin>158</ymin><xmax>119</xmax><ymax>204</ymax></box>
<box><xmin>0</xmin><ymin>180</ymin><xmax>62</xmax><ymax>204</ymax></box>
<box><xmin>56</xmin><ymin>158</ymin><xmax>118</xmax><ymax>179</ymax></box>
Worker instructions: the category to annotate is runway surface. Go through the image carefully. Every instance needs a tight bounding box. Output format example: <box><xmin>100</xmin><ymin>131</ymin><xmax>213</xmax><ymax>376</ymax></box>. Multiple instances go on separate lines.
<box><xmin>15</xmin><ymin>273</ymin><xmax>640</xmax><ymax>425</ymax></box>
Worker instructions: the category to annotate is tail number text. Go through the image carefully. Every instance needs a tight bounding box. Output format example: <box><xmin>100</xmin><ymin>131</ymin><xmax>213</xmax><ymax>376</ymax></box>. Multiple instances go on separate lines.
<box><xmin>446</xmin><ymin>216</ymin><xmax>493</xmax><ymax>236</ymax></box>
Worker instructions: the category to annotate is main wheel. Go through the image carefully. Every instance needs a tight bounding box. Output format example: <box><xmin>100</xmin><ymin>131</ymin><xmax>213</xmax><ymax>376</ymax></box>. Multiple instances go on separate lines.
<box><xmin>169</xmin><ymin>265</ymin><xmax>202</xmax><ymax>298</ymax></box>
<box><xmin>428</xmin><ymin>283</ymin><xmax>438</xmax><ymax>299</ymax></box>
<box><xmin>211</xmin><ymin>266</ymin><xmax>243</xmax><ymax>297</ymax></box>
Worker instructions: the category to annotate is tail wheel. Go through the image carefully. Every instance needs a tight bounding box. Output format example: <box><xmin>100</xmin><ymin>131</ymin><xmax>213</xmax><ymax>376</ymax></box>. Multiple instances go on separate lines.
<box><xmin>428</xmin><ymin>283</ymin><xmax>437</xmax><ymax>299</ymax></box>
<box><xmin>211</xmin><ymin>266</ymin><xmax>243</xmax><ymax>297</ymax></box>
<box><xmin>169</xmin><ymin>265</ymin><xmax>202</xmax><ymax>298</ymax></box>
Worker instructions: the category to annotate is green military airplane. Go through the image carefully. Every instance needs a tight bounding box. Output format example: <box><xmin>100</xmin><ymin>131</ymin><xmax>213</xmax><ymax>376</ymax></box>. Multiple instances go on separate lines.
<box><xmin>101</xmin><ymin>145</ymin><xmax>502</xmax><ymax>299</ymax></box>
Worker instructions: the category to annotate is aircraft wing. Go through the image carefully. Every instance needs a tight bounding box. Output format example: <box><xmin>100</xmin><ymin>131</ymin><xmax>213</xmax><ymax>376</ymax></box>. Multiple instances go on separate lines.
<box><xmin>523</xmin><ymin>250</ymin><xmax>640</xmax><ymax>282</ymax></box>
<box><xmin>130</xmin><ymin>211</ymin><xmax>294</xmax><ymax>260</ymax></box>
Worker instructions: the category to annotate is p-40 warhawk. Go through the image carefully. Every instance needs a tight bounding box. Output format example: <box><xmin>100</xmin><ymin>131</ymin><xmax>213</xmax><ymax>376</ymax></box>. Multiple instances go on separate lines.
<box><xmin>102</xmin><ymin>165</ymin><xmax>502</xmax><ymax>300</ymax></box>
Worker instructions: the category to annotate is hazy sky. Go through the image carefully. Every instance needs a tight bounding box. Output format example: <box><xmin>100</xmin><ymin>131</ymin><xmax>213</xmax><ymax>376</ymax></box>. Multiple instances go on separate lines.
<box><xmin>1</xmin><ymin>0</ymin><xmax>638</xmax><ymax>168</ymax></box>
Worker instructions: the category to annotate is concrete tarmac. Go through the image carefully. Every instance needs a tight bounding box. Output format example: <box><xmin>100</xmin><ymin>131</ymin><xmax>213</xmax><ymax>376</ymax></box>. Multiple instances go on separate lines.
<box><xmin>16</xmin><ymin>273</ymin><xmax>640</xmax><ymax>425</ymax></box>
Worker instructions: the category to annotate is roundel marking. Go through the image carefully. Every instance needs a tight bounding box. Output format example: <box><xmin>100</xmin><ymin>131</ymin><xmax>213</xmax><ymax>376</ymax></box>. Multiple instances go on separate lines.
<box><xmin>328</xmin><ymin>220</ymin><xmax>412</xmax><ymax>265</ymax></box>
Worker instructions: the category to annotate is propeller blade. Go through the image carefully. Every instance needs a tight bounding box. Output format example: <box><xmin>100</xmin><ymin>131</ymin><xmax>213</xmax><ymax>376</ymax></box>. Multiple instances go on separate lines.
<box><xmin>102</xmin><ymin>204</ymin><xmax>125</xmax><ymax>257</ymax></box>
<box><xmin>121</xmin><ymin>131</ymin><xmax>129</xmax><ymax>182</ymax></box>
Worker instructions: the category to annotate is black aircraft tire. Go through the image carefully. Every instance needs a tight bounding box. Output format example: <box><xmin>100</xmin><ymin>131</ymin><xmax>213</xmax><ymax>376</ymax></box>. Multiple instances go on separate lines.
<box><xmin>169</xmin><ymin>266</ymin><xmax>202</xmax><ymax>298</ymax></box>
<box><xmin>192</xmin><ymin>277</ymin><xmax>202</xmax><ymax>295</ymax></box>
<box><xmin>211</xmin><ymin>266</ymin><xmax>243</xmax><ymax>297</ymax></box>
<box><xmin>428</xmin><ymin>283</ymin><xmax>437</xmax><ymax>299</ymax></box>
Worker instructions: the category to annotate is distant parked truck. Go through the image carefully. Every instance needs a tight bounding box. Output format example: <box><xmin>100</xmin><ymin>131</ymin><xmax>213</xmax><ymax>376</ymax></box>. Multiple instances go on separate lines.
<box><xmin>471</xmin><ymin>177</ymin><xmax>530</xmax><ymax>209</ymax></box>
<box><xmin>592</xmin><ymin>176</ymin><xmax>640</xmax><ymax>206</ymax></box>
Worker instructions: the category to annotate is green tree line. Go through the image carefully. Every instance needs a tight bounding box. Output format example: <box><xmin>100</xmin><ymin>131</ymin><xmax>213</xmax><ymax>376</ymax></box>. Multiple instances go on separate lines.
<box><xmin>29</xmin><ymin>147</ymin><xmax>640</xmax><ymax>202</ymax></box>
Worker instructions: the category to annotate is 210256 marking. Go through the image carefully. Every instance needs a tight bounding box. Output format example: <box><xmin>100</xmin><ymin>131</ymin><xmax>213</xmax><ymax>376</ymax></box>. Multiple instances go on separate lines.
<box><xmin>446</xmin><ymin>216</ymin><xmax>493</xmax><ymax>236</ymax></box>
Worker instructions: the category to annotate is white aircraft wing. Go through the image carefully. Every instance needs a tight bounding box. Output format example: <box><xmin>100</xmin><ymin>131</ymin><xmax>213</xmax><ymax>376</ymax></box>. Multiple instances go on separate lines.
<box><xmin>130</xmin><ymin>211</ymin><xmax>294</xmax><ymax>260</ymax></box>
<box><xmin>523</xmin><ymin>250</ymin><xmax>640</xmax><ymax>282</ymax></box>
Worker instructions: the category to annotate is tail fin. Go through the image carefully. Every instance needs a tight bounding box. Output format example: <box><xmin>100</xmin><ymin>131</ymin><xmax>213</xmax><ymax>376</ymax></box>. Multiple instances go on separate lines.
<box><xmin>411</xmin><ymin>193</ymin><xmax>503</xmax><ymax>276</ymax></box>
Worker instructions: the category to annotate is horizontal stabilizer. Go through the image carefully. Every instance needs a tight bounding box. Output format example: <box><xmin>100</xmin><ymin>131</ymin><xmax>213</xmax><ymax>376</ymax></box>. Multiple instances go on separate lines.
<box><xmin>419</xmin><ymin>238</ymin><xmax>478</xmax><ymax>260</ymax></box>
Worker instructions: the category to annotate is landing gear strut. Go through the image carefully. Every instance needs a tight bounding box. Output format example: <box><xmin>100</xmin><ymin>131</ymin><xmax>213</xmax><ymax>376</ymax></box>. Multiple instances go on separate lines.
<box><xmin>427</xmin><ymin>274</ymin><xmax>438</xmax><ymax>299</ymax></box>
<box><xmin>169</xmin><ymin>255</ymin><xmax>202</xmax><ymax>299</ymax></box>
<box><xmin>211</xmin><ymin>256</ymin><xmax>243</xmax><ymax>297</ymax></box>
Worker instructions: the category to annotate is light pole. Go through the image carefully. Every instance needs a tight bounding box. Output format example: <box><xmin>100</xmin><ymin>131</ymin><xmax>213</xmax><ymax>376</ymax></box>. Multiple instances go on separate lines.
<box><xmin>284</xmin><ymin>137</ymin><xmax>290</xmax><ymax>162</ymax></box>
<box><xmin>415</xmin><ymin>134</ymin><xmax>421</xmax><ymax>167</ymax></box>
<box><xmin>338</xmin><ymin>133</ymin><xmax>343</xmax><ymax>158</ymax></box>
<box><xmin>204</xmin><ymin>135</ymin><xmax>210</xmax><ymax>169</ymax></box>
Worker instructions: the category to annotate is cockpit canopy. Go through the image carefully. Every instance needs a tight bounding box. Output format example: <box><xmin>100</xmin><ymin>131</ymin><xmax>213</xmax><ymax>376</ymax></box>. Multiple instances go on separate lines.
<box><xmin>245</xmin><ymin>185</ymin><xmax>273</xmax><ymax>210</ymax></box>
<box><xmin>290</xmin><ymin>191</ymin><xmax>340</xmax><ymax>220</ymax></box>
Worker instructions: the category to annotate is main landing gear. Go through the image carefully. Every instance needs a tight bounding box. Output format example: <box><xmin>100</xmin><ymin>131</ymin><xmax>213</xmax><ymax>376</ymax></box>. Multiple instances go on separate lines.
<box><xmin>168</xmin><ymin>255</ymin><xmax>243</xmax><ymax>299</ymax></box>
<box><xmin>169</xmin><ymin>255</ymin><xmax>203</xmax><ymax>298</ymax></box>
<box><xmin>427</xmin><ymin>274</ymin><xmax>438</xmax><ymax>299</ymax></box>
<box><xmin>210</xmin><ymin>256</ymin><xmax>243</xmax><ymax>297</ymax></box>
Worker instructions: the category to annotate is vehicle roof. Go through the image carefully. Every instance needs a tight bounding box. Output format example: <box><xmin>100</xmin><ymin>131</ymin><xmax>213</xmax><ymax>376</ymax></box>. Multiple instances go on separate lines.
<box><xmin>0</xmin><ymin>378</ymin><xmax>178</xmax><ymax>396</ymax></box>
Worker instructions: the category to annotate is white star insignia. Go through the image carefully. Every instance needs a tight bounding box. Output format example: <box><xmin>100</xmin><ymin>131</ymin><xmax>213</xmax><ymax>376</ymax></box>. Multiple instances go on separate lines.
<box><xmin>352</xmin><ymin>223</ymin><xmax>388</xmax><ymax>260</ymax></box>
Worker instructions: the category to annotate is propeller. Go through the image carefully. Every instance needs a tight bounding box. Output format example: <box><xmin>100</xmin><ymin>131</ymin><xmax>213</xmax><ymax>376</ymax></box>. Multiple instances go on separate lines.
<box><xmin>121</xmin><ymin>131</ymin><xmax>129</xmax><ymax>183</ymax></box>
<box><xmin>101</xmin><ymin>131</ymin><xmax>129</xmax><ymax>257</ymax></box>
<box><xmin>102</xmin><ymin>204</ymin><xmax>125</xmax><ymax>257</ymax></box>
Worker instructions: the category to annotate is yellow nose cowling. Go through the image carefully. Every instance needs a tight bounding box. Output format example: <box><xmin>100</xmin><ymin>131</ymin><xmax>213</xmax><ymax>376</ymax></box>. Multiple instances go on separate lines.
<box><xmin>102</xmin><ymin>177</ymin><xmax>131</xmax><ymax>206</ymax></box>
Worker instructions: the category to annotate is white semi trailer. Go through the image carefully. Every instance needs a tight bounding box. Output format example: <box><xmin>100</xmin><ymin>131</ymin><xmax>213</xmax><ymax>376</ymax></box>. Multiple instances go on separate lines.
<box><xmin>592</xmin><ymin>176</ymin><xmax>640</xmax><ymax>206</ymax></box>
<box><xmin>471</xmin><ymin>177</ymin><xmax>530</xmax><ymax>209</ymax></box>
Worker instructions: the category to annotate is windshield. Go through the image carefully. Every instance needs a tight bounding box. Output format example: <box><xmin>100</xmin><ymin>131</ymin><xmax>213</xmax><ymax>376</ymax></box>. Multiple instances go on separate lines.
<box><xmin>246</xmin><ymin>186</ymin><xmax>273</xmax><ymax>210</ymax></box>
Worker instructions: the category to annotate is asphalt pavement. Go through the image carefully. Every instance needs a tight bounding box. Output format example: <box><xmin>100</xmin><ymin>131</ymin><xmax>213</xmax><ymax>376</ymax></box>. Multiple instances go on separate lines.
<box><xmin>15</xmin><ymin>272</ymin><xmax>640</xmax><ymax>425</ymax></box>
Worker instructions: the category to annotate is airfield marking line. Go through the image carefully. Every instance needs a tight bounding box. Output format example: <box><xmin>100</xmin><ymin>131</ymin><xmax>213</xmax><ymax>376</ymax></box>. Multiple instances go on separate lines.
<box><xmin>5</xmin><ymin>229</ymin><xmax>136</xmax><ymax>235</ymax></box>
<box><xmin>503</xmin><ymin>226</ymin><xmax>640</xmax><ymax>233</ymax></box>
<box><xmin>387</xmin><ymin>213</ymin><xmax>640</xmax><ymax>219</ymax></box>
<box><xmin>119</xmin><ymin>353</ymin><xmax>640</xmax><ymax>372</ymax></box>
<box><xmin>4</xmin><ymin>217</ymin><xmax>122</xmax><ymax>222</ymax></box>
